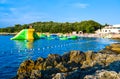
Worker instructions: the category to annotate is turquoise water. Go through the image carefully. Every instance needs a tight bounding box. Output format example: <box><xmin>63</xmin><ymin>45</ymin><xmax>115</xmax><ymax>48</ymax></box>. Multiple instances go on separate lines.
<box><xmin>0</xmin><ymin>35</ymin><xmax>119</xmax><ymax>79</ymax></box>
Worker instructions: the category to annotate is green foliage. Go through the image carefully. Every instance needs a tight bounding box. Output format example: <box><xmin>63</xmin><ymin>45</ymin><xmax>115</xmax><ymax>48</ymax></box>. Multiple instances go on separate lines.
<box><xmin>0</xmin><ymin>20</ymin><xmax>102</xmax><ymax>33</ymax></box>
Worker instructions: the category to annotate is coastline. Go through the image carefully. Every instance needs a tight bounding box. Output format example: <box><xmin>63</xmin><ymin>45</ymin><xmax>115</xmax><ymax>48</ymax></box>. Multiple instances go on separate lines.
<box><xmin>0</xmin><ymin>30</ymin><xmax>120</xmax><ymax>39</ymax></box>
<box><xmin>0</xmin><ymin>33</ymin><xmax>16</xmax><ymax>35</ymax></box>
<box><xmin>1</xmin><ymin>32</ymin><xmax>120</xmax><ymax>39</ymax></box>
<box><xmin>14</xmin><ymin>43</ymin><xmax>120</xmax><ymax>79</ymax></box>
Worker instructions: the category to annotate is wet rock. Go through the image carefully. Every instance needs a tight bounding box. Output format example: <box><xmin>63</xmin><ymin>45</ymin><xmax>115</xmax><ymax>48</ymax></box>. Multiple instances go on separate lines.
<box><xmin>84</xmin><ymin>70</ymin><xmax>120</xmax><ymax>79</ymax></box>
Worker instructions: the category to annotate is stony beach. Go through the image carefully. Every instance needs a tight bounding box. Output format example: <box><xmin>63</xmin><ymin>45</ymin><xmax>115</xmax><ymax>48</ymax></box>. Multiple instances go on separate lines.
<box><xmin>13</xmin><ymin>43</ymin><xmax>120</xmax><ymax>79</ymax></box>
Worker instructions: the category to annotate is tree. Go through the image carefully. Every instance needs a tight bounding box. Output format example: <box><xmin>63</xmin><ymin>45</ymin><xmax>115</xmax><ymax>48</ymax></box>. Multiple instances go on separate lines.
<box><xmin>0</xmin><ymin>20</ymin><xmax>103</xmax><ymax>33</ymax></box>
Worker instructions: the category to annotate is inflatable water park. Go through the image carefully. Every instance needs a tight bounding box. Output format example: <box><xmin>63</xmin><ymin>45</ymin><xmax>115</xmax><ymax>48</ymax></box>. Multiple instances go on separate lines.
<box><xmin>11</xmin><ymin>28</ymin><xmax>78</xmax><ymax>40</ymax></box>
<box><xmin>11</xmin><ymin>29</ymin><xmax>39</xmax><ymax>40</ymax></box>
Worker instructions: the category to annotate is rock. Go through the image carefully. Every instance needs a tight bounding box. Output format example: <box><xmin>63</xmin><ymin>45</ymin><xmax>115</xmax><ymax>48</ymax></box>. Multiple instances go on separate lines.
<box><xmin>62</xmin><ymin>53</ymin><xmax>70</xmax><ymax>62</ymax></box>
<box><xmin>84</xmin><ymin>70</ymin><xmax>120</xmax><ymax>79</ymax></box>
<box><xmin>17</xmin><ymin>60</ymin><xmax>34</xmax><ymax>74</ymax></box>
<box><xmin>81</xmin><ymin>51</ymin><xmax>95</xmax><ymax>68</ymax></box>
<box><xmin>99</xmin><ymin>49</ymin><xmax>115</xmax><ymax>54</ymax></box>
<box><xmin>47</xmin><ymin>54</ymin><xmax>62</xmax><ymax>63</ymax></box>
<box><xmin>45</xmin><ymin>54</ymin><xmax>62</xmax><ymax>67</ymax></box>
<box><xmin>67</xmin><ymin>61</ymin><xmax>80</xmax><ymax>71</ymax></box>
<box><xmin>65</xmin><ymin>70</ymin><xmax>82</xmax><ymax>79</ymax></box>
<box><xmin>81</xmin><ymin>50</ymin><xmax>120</xmax><ymax>68</ymax></box>
<box><xmin>34</xmin><ymin>57</ymin><xmax>45</xmax><ymax>70</ymax></box>
<box><xmin>52</xmin><ymin>73</ymin><xmax>66</xmax><ymax>79</ymax></box>
<box><xmin>110</xmin><ymin>43</ymin><xmax>120</xmax><ymax>48</ymax></box>
<box><xmin>17</xmin><ymin>60</ymin><xmax>34</xmax><ymax>79</ymax></box>
<box><xmin>103</xmin><ymin>43</ymin><xmax>120</xmax><ymax>54</ymax></box>
<box><xmin>30</xmin><ymin>70</ymin><xmax>42</xmax><ymax>78</ymax></box>
<box><xmin>69</xmin><ymin>51</ymin><xmax>85</xmax><ymax>64</ymax></box>
<box><xmin>111</xmin><ymin>47</ymin><xmax>120</xmax><ymax>54</ymax></box>
<box><xmin>16</xmin><ymin>43</ymin><xmax>120</xmax><ymax>79</ymax></box>
<box><xmin>56</xmin><ymin>62</ymin><xmax>68</xmax><ymax>72</ymax></box>
<box><xmin>45</xmin><ymin>68</ymin><xmax>60</xmax><ymax>75</ymax></box>
<box><xmin>36</xmin><ymin>57</ymin><xmax>45</xmax><ymax>63</ymax></box>
<box><xmin>109</xmin><ymin>61</ymin><xmax>120</xmax><ymax>72</ymax></box>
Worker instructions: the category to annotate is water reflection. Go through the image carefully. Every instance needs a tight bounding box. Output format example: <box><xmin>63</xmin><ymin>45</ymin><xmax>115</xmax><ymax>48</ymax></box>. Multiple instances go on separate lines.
<box><xmin>26</xmin><ymin>40</ymin><xmax>33</xmax><ymax>49</ymax></box>
<box><xmin>14</xmin><ymin>40</ymin><xmax>34</xmax><ymax>49</ymax></box>
<box><xmin>13</xmin><ymin>40</ymin><xmax>34</xmax><ymax>60</ymax></box>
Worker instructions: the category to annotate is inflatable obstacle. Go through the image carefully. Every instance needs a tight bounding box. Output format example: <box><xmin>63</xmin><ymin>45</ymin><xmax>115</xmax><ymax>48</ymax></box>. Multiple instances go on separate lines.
<box><xmin>68</xmin><ymin>35</ymin><xmax>78</xmax><ymax>40</ymax></box>
<box><xmin>11</xmin><ymin>29</ymin><xmax>39</xmax><ymax>40</ymax></box>
<box><xmin>39</xmin><ymin>33</ymin><xmax>47</xmax><ymax>39</ymax></box>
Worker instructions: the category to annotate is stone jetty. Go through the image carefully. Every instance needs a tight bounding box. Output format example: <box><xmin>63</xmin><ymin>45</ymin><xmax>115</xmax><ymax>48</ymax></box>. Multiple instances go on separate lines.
<box><xmin>14</xmin><ymin>43</ymin><xmax>120</xmax><ymax>79</ymax></box>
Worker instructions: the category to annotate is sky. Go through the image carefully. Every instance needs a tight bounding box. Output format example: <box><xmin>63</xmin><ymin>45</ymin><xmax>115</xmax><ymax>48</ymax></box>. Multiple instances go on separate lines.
<box><xmin>0</xmin><ymin>0</ymin><xmax>120</xmax><ymax>27</ymax></box>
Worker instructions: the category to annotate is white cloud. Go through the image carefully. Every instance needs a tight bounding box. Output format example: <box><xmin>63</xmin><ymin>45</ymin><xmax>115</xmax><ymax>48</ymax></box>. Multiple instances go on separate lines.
<box><xmin>72</xmin><ymin>3</ymin><xmax>89</xmax><ymax>8</ymax></box>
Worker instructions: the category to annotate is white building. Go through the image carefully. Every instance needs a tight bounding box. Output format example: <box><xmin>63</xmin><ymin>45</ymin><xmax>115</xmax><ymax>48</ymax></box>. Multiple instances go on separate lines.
<box><xmin>96</xmin><ymin>24</ymin><xmax>120</xmax><ymax>34</ymax></box>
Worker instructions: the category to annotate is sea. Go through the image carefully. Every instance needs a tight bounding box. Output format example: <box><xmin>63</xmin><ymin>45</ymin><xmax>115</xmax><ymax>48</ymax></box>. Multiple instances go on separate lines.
<box><xmin>0</xmin><ymin>35</ymin><xmax>119</xmax><ymax>79</ymax></box>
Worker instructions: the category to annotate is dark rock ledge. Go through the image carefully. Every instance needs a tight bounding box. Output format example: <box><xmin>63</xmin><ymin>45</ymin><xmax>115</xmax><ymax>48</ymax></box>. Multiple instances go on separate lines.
<box><xmin>13</xmin><ymin>43</ymin><xmax>120</xmax><ymax>79</ymax></box>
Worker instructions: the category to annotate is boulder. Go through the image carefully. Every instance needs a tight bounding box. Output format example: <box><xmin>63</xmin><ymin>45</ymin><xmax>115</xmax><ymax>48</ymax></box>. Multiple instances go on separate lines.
<box><xmin>102</xmin><ymin>43</ymin><xmax>120</xmax><ymax>54</ymax></box>
<box><xmin>46</xmin><ymin>54</ymin><xmax>62</xmax><ymax>66</ymax></box>
<box><xmin>17</xmin><ymin>60</ymin><xmax>34</xmax><ymax>79</ymax></box>
<box><xmin>52</xmin><ymin>73</ymin><xmax>66</xmax><ymax>79</ymax></box>
<box><xmin>17</xmin><ymin>60</ymin><xmax>34</xmax><ymax>74</ymax></box>
<box><xmin>34</xmin><ymin>57</ymin><xmax>45</xmax><ymax>70</ymax></box>
<box><xmin>81</xmin><ymin>51</ymin><xmax>95</xmax><ymax>68</ymax></box>
<box><xmin>30</xmin><ymin>70</ymin><xmax>42</xmax><ymax>78</ymax></box>
<box><xmin>55</xmin><ymin>62</ymin><xmax>68</xmax><ymax>72</ymax></box>
<box><xmin>69</xmin><ymin>51</ymin><xmax>85</xmax><ymax>64</ymax></box>
<box><xmin>84</xmin><ymin>70</ymin><xmax>120</xmax><ymax>79</ymax></box>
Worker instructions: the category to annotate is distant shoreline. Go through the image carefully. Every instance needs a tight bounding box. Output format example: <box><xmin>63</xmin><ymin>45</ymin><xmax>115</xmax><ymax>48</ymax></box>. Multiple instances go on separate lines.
<box><xmin>1</xmin><ymin>32</ymin><xmax>120</xmax><ymax>39</ymax></box>
<box><xmin>0</xmin><ymin>33</ymin><xmax>16</xmax><ymax>35</ymax></box>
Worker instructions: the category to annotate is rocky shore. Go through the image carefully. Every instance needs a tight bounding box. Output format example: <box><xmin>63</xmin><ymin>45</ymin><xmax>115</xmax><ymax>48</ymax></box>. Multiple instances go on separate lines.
<box><xmin>13</xmin><ymin>43</ymin><xmax>120</xmax><ymax>79</ymax></box>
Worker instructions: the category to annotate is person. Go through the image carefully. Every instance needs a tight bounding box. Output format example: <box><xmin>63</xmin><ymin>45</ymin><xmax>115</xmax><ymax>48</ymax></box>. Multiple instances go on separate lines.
<box><xmin>29</xmin><ymin>25</ymin><xmax>33</xmax><ymax>28</ymax></box>
<box><xmin>27</xmin><ymin>25</ymin><xmax>33</xmax><ymax>29</ymax></box>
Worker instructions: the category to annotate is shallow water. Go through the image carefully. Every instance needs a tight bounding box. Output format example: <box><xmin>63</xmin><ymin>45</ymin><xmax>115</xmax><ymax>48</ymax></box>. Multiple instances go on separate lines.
<box><xmin>0</xmin><ymin>35</ymin><xmax>119</xmax><ymax>79</ymax></box>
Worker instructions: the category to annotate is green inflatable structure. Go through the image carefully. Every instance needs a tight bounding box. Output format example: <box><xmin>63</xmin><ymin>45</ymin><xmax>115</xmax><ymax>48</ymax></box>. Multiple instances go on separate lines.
<box><xmin>11</xmin><ymin>29</ymin><xmax>39</xmax><ymax>40</ymax></box>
